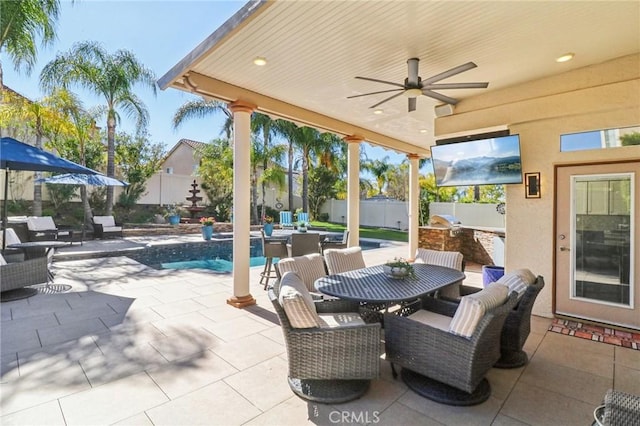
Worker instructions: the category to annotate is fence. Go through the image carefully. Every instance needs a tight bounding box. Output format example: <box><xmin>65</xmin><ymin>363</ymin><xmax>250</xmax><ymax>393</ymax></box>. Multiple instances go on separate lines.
<box><xmin>320</xmin><ymin>200</ymin><xmax>505</xmax><ymax>229</ymax></box>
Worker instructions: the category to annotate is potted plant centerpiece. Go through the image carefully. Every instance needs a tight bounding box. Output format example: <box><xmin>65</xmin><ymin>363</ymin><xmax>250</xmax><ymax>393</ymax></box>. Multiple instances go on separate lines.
<box><xmin>383</xmin><ymin>258</ymin><xmax>416</xmax><ymax>280</ymax></box>
<box><xmin>200</xmin><ymin>216</ymin><xmax>215</xmax><ymax>240</ymax></box>
<box><xmin>297</xmin><ymin>221</ymin><xmax>307</xmax><ymax>233</ymax></box>
<box><xmin>164</xmin><ymin>204</ymin><xmax>182</xmax><ymax>225</ymax></box>
<box><xmin>263</xmin><ymin>216</ymin><xmax>274</xmax><ymax>237</ymax></box>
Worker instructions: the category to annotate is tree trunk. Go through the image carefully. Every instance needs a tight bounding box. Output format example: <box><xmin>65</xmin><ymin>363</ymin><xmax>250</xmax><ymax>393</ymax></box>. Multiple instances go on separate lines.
<box><xmin>32</xmin><ymin>118</ymin><xmax>43</xmax><ymax>216</ymax></box>
<box><xmin>302</xmin><ymin>150</ymin><xmax>309</xmax><ymax>213</ymax></box>
<box><xmin>288</xmin><ymin>141</ymin><xmax>294</xmax><ymax>212</ymax></box>
<box><xmin>261</xmin><ymin>127</ymin><xmax>268</xmax><ymax>222</ymax></box>
<box><xmin>251</xmin><ymin>165</ymin><xmax>259</xmax><ymax>225</ymax></box>
<box><xmin>105</xmin><ymin>115</ymin><xmax>116</xmax><ymax>215</ymax></box>
<box><xmin>81</xmin><ymin>186</ymin><xmax>93</xmax><ymax>237</ymax></box>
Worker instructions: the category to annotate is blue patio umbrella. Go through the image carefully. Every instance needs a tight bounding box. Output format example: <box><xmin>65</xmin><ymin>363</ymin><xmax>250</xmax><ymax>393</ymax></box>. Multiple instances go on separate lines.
<box><xmin>36</xmin><ymin>173</ymin><xmax>128</xmax><ymax>187</ymax></box>
<box><xmin>1</xmin><ymin>137</ymin><xmax>100</xmax><ymax>248</ymax></box>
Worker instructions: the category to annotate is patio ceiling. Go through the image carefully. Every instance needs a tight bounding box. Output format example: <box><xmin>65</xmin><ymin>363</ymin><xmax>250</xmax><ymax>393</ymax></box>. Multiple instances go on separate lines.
<box><xmin>159</xmin><ymin>0</ymin><xmax>640</xmax><ymax>157</ymax></box>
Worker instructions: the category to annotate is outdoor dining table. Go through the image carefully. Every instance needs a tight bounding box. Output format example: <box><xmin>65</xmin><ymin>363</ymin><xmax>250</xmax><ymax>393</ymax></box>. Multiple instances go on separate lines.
<box><xmin>314</xmin><ymin>263</ymin><xmax>466</xmax><ymax>305</ymax></box>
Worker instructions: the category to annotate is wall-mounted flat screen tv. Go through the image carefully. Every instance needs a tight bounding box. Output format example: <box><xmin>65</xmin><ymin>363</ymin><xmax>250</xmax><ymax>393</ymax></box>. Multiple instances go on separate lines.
<box><xmin>430</xmin><ymin>135</ymin><xmax>523</xmax><ymax>187</ymax></box>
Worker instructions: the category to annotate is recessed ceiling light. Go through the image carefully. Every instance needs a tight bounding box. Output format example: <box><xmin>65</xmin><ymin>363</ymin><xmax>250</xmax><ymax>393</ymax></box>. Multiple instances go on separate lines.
<box><xmin>253</xmin><ymin>57</ymin><xmax>267</xmax><ymax>66</ymax></box>
<box><xmin>419</xmin><ymin>129</ymin><xmax>428</xmax><ymax>134</ymax></box>
<box><xmin>373</xmin><ymin>109</ymin><xmax>383</xmax><ymax>115</ymax></box>
<box><xmin>556</xmin><ymin>53</ymin><xmax>575</xmax><ymax>63</ymax></box>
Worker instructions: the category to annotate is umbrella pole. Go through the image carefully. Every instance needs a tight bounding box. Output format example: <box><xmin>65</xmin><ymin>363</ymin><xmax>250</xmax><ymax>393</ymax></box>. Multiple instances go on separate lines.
<box><xmin>2</xmin><ymin>169</ymin><xmax>9</xmax><ymax>250</ymax></box>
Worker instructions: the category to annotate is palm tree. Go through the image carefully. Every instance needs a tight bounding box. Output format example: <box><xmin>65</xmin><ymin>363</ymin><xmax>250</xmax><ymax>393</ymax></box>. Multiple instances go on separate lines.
<box><xmin>365</xmin><ymin>157</ymin><xmax>390</xmax><ymax>195</ymax></box>
<box><xmin>0</xmin><ymin>89</ymin><xmax>71</xmax><ymax>215</ymax></box>
<box><xmin>172</xmin><ymin>99</ymin><xmax>232</xmax><ymax>138</ymax></box>
<box><xmin>0</xmin><ymin>0</ymin><xmax>61</xmax><ymax>88</ymax></box>
<box><xmin>39</xmin><ymin>41</ymin><xmax>157</xmax><ymax>215</ymax></box>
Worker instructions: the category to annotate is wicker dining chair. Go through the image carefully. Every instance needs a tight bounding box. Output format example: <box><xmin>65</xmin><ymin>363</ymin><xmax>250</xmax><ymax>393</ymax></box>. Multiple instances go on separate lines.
<box><xmin>384</xmin><ymin>290</ymin><xmax>517</xmax><ymax>406</ymax></box>
<box><xmin>323</xmin><ymin>246</ymin><xmax>366</xmax><ymax>275</ymax></box>
<box><xmin>287</xmin><ymin>233</ymin><xmax>321</xmax><ymax>257</ymax></box>
<box><xmin>414</xmin><ymin>248</ymin><xmax>465</xmax><ymax>300</ymax></box>
<box><xmin>269</xmin><ymin>273</ymin><xmax>381</xmax><ymax>403</ymax></box>
<box><xmin>275</xmin><ymin>253</ymin><xmax>328</xmax><ymax>297</ymax></box>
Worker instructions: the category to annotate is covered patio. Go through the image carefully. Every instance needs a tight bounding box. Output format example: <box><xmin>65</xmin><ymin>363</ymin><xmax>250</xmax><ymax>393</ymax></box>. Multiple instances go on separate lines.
<box><xmin>1</xmin><ymin>240</ymin><xmax>638</xmax><ymax>425</ymax></box>
<box><xmin>157</xmin><ymin>0</ymin><xmax>640</xmax><ymax>328</ymax></box>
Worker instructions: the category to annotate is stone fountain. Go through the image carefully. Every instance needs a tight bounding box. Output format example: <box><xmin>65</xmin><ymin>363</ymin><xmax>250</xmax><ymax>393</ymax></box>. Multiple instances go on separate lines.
<box><xmin>186</xmin><ymin>180</ymin><xmax>204</xmax><ymax>221</ymax></box>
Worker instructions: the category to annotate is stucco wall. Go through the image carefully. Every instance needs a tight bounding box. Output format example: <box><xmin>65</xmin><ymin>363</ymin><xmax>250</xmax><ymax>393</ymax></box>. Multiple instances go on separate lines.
<box><xmin>434</xmin><ymin>54</ymin><xmax>640</xmax><ymax>318</ymax></box>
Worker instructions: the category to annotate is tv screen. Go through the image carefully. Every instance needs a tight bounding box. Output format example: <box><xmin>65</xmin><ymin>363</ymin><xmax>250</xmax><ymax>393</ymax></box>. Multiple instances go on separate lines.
<box><xmin>430</xmin><ymin>135</ymin><xmax>523</xmax><ymax>187</ymax></box>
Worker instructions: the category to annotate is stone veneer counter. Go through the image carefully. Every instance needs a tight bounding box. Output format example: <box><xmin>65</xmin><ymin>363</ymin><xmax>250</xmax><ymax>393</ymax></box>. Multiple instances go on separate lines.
<box><xmin>418</xmin><ymin>226</ymin><xmax>505</xmax><ymax>266</ymax></box>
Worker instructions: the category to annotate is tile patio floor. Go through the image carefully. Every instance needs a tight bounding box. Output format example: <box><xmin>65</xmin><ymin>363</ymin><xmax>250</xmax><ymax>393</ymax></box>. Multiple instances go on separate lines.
<box><xmin>1</xmin><ymin>237</ymin><xmax>639</xmax><ymax>425</ymax></box>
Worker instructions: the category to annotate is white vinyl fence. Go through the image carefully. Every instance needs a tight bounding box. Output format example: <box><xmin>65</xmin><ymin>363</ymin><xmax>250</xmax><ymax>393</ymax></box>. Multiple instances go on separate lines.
<box><xmin>320</xmin><ymin>200</ymin><xmax>505</xmax><ymax>229</ymax></box>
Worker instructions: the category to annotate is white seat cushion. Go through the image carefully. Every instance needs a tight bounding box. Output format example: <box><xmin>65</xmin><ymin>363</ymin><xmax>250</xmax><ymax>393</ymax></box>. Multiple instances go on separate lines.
<box><xmin>277</xmin><ymin>253</ymin><xmax>327</xmax><ymax>292</ymax></box>
<box><xmin>0</xmin><ymin>228</ymin><xmax>22</xmax><ymax>246</ymax></box>
<box><xmin>449</xmin><ymin>282</ymin><xmax>509</xmax><ymax>338</ymax></box>
<box><xmin>102</xmin><ymin>226</ymin><xmax>122</xmax><ymax>233</ymax></box>
<box><xmin>27</xmin><ymin>216</ymin><xmax>56</xmax><ymax>231</ymax></box>
<box><xmin>324</xmin><ymin>247</ymin><xmax>366</xmax><ymax>274</ymax></box>
<box><xmin>93</xmin><ymin>216</ymin><xmax>116</xmax><ymax>227</ymax></box>
<box><xmin>318</xmin><ymin>312</ymin><xmax>365</xmax><ymax>328</ymax></box>
<box><xmin>0</xmin><ymin>253</ymin><xmax>7</xmax><ymax>265</ymax></box>
<box><xmin>497</xmin><ymin>268</ymin><xmax>536</xmax><ymax>296</ymax></box>
<box><xmin>278</xmin><ymin>271</ymin><xmax>321</xmax><ymax>328</ymax></box>
<box><xmin>408</xmin><ymin>309</ymin><xmax>452</xmax><ymax>332</ymax></box>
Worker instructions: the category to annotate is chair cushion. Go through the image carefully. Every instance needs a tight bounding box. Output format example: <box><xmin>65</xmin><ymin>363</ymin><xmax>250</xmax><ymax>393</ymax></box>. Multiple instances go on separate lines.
<box><xmin>318</xmin><ymin>312</ymin><xmax>365</xmax><ymax>328</ymax></box>
<box><xmin>278</xmin><ymin>271</ymin><xmax>321</xmax><ymax>328</ymax></box>
<box><xmin>93</xmin><ymin>216</ymin><xmax>116</xmax><ymax>227</ymax></box>
<box><xmin>449</xmin><ymin>282</ymin><xmax>509</xmax><ymax>338</ymax></box>
<box><xmin>497</xmin><ymin>268</ymin><xmax>536</xmax><ymax>296</ymax></box>
<box><xmin>102</xmin><ymin>226</ymin><xmax>123</xmax><ymax>232</ymax></box>
<box><xmin>323</xmin><ymin>247</ymin><xmax>366</xmax><ymax>274</ymax></box>
<box><xmin>414</xmin><ymin>248</ymin><xmax>463</xmax><ymax>270</ymax></box>
<box><xmin>27</xmin><ymin>216</ymin><xmax>56</xmax><ymax>231</ymax></box>
<box><xmin>0</xmin><ymin>228</ymin><xmax>22</xmax><ymax>246</ymax></box>
<box><xmin>277</xmin><ymin>253</ymin><xmax>327</xmax><ymax>292</ymax></box>
<box><xmin>408</xmin><ymin>309</ymin><xmax>452</xmax><ymax>332</ymax></box>
<box><xmin>0</xmin><ymin>253</ymin><xmax>6</xmax><ymax>265</ymax></box>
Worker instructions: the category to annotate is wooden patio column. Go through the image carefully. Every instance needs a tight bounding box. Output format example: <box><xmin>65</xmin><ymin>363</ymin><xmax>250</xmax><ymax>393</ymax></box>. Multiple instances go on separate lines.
<box><xmin>408</xmin><ymin>154</ymin><xmax>421</xmax><ymax>260</ymax></box>
<box><xmin>227</xmin><ymin>100</ymin><xmax>256</xmax><ymax>308</ymax></box>
<box><xmin>344</xmin><ymin>135</ymin><xmax>363</xmax><ymax>247</ymax></box>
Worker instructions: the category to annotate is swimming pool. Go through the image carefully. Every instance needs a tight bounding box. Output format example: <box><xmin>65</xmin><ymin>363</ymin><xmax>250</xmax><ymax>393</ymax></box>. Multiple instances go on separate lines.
<box><xmin>128</xmin><ymin>238</ymin><xmax>380</xmax><ymax>272</ymax></box>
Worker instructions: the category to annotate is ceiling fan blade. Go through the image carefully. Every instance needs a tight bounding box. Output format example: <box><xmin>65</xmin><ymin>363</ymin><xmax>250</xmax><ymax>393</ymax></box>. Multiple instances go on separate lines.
<box><xmin>407</xmin><ymin>58</ymin><xmax>420</xmax><ymax>85</ymax></box>
<box><xmin>423</xmin><ymin>82</ymin><xmax>489</xmax><ymax>90</ymax></box>
<box><xmin>420</xmin><ymin>62</ymin><xmax>478</xmax><ymax>85</ymax></box>
<box><xmin>370</xmin><ymin>91</ymin><xmax>406</xmax><ymax>109</ymax></box>
<box><xmin>355</xmin><ymin>76</ymin><xmax>405</xmax><ymax>88</ymax></box>
<box><xmin>347</xmin><ymin>88</ymin><xmax>404</xmax><ymax>99</ymax></box>
<box><xmin>408</xmin><ymin>97</ymin><xmax>417</xmax><ymax>112</ymax></box>
<box><xmin>421</xmin><ymin>89</ymin><xmax>460</xmax><ymax>105</ymax></box>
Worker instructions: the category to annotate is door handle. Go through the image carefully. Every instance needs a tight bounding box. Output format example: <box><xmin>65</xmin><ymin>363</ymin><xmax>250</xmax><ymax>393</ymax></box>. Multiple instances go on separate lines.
<box><xmin>560</xmin><ymin>246</ymin><xmax>571</xmax><ymax>252</ymax></box>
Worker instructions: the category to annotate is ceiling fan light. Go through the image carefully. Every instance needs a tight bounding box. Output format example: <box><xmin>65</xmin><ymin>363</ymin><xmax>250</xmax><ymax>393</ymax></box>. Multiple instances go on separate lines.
<box><xmin>404</xmin><ymin>88</ymin><xmax>422</xmax><ymax>97</ymax></box>
<box><xmin>253</xmin><ymin>57</ymin><xmax>267</xmax><ymax>66</ymax></box>
<box><xmin>373</xmin><ymin>109</ymin><xmax>384</xmax><ymax>115</ymax></box>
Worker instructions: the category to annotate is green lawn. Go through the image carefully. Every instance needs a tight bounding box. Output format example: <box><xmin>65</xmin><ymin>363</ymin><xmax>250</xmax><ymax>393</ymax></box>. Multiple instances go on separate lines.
<box><xmin>309</xmin><ymin>221</ymin><xmax>408</xmax><ymax>242</ymax></box>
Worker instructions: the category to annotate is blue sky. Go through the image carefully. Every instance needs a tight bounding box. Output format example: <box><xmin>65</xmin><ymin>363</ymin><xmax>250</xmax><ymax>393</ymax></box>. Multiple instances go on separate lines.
<box><xmin>4</xmin><ymin>0</ymin><xmax>410</xmax><ymax>170</ymax></box>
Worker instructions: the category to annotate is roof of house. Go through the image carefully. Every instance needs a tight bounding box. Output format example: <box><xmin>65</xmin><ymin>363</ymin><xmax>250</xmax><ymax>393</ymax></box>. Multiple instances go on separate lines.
<box><xmin>163</xmin><ymin>138</ymin><xmax>208</xmax><ymax>162</ymax></box>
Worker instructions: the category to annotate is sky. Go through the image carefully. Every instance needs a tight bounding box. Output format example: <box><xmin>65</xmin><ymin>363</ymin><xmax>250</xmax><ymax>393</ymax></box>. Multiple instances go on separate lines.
<box><xmin>4</xmin><ymin>0</ymin><xmax>411</xmax><ymax>171</ymax></box>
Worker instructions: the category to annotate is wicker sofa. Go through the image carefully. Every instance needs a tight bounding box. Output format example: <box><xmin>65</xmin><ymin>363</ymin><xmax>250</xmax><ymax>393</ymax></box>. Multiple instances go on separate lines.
<box><xmin>268</xmin><ymin>274</ymin><xmax>381</xmax><ymax>403</ymax></box>
<box><xmin>384</xmin><ymin>289</ymin><xmax>517</xmax><ymax>405</ymax></box>
<box><xmin>92</xmin><ymin>216</ymin><xmax>123</xmax><ymax>239</ymax></box>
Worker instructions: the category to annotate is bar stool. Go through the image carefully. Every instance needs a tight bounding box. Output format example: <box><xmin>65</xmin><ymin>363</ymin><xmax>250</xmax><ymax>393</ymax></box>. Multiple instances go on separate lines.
<box><xmin>260</xmin><ymin>230</ymin><xmax>289</xmax><ymax>290</ymax></box>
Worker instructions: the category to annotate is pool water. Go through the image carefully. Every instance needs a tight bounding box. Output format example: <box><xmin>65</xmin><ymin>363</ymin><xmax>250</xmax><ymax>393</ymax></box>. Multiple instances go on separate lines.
<box><xmin>128</xmin><ymin>238</ymin><xmax>380</xmax><ymax>273</ymax></box>
<box><xmin>162</xmin><ymin>256</ymin><xmax>271</xmax><ymax>272</ymax></box>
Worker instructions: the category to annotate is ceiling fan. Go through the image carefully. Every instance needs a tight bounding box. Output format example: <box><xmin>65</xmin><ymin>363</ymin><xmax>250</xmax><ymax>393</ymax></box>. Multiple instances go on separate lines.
<box><xmin>347</xmin><ymin>58</ymin><xmax>489</xmax><ymax>112</ymax></box>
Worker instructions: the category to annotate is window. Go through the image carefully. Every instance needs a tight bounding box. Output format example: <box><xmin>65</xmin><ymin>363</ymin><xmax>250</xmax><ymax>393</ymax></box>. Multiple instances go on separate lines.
<box><xmin>560</xmin><ymin>125</ymin><xmax>640</xmax><ymax>152</ymax></box>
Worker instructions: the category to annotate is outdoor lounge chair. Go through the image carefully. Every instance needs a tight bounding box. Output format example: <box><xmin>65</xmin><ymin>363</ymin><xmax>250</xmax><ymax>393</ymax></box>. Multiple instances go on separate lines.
<box><xmin>385</xmin><ymin>285</ymin><xmax>517</xmax><ymax>405</ymax></box>
<box><xmin>269</xmin><ymin>272</ymin><xmax>381</xmax><ymax>403</ymax></box>
<box><xmin>296</xmin><ymin>212</ymin><xmax>309</xmax><ymax>224</ymax></box>
<box><xmin>26</xmin><ymin>216</ymin><xmax>74</xmax><ymax>242</ymax></box>
<box><xmin>0</xmin><ymin>254</ymin><xmax>49</xmax><ymax>301</ymax></box>
<box><xmin>279</xmin><ymin>211</ymin><xmax>295</xmax><ymax>229</ymax></box>
<box><xmin>92</xmin><ymin>215</ymin><xmax>123</xmax><ymax>239</ymax></box>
